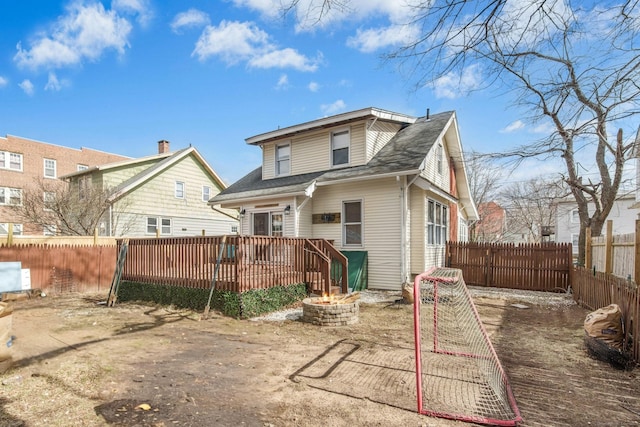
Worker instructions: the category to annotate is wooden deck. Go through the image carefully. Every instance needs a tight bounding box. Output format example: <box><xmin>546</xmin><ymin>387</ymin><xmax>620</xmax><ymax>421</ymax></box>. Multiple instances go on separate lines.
<box><xmin>119</xmin><ymin>235</ymin><xmax>348</xmax><ymax>295</ymax></box>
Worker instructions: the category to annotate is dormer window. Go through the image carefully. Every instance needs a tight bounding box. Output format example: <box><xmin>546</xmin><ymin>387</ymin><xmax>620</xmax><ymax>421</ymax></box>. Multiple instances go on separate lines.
<box><xmin>331</xmin><ymin>129</ymin><xmax>350</xmax><ymax>167</ymax></box>
<box><xmin>276</xmin><ymin>144</ymin><xmax>290</xmax><ymax>176</ymax></box>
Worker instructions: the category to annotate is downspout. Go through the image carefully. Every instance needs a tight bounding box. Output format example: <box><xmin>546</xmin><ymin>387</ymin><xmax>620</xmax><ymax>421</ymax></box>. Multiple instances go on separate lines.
<box><xmin>402</xmin><ymin>172</ymin><xmax>423</xmax><ymax>284</ymax></box>
<box><xmin>109</xmin><ymin>204</ymin><xmax>113</xmax><ymax>237</ymax></box>
<box><xmin>399</xmin><ymin>176</ymin><xmax>407</xmax><ymax>284</ymax></box>
<box><xmin>295</xmin><ymin>180</ymin><xmax>317</xmax><ymax>237</ymax></box>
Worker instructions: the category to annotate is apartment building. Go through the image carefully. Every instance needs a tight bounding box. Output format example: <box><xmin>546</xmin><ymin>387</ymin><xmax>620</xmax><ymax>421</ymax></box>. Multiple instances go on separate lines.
<box><xmin>0</xmin><ymin>134</ymin><xmax>129</xmax><ymax>235</ymax></box>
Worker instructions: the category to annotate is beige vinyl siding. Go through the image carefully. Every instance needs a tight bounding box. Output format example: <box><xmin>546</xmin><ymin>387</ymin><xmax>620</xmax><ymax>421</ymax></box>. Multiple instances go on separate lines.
<box><xmin>262</xmin><ymin>145</ymin><xmax>276</xmax><ymax>179</ymax></box>
<box><xmin>260</xmin><ymin>121</ymin><xmax>369</xmax><ymax>178</ymax></box>
<box><xmin>101</xmin><ymin>159</ymin><xmax>160</xmax><ymax>188</ymax></box>
<box><xmin>348</xmin><ymin>123</ymin><xmax>366</xmax><ymax>166</ymax></box>
<box><xmin>312</xmin><ymin>178</ymin><xmax>403</xmax><ymax>290</ymax></box>
<box><xmin>109</xmin><ymin>155</ymin><xmax>236</xmax><ymax>236</ymax></box>
<box><xmin>366</xmin><ymin>121</ymin><xmax>401</xmax><ymax>162</ymax></box>
<box><xmin>296</xmin><ymin>197</ymin><xmax>313</xmax><ymax>237</ymax></box>
<box><xmin>290</xmin><ymin>132</ymin><xmax>329</xmax><ymax>174</ymax></box>
<box><xmin>421</xmin><ymin>136</ymin><xmax>451</xmax><ymax>192</ymax></box>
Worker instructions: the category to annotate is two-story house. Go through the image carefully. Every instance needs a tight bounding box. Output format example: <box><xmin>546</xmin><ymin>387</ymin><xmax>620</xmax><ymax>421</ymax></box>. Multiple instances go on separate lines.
<box><xmin>0</xmin><ymin>134</ymin><xmax>129</xmax><ymax>236</ymax></box>
<box><xmin>62</xmin><ymin>141</ymin><xmax>238</xmax><ymax>237</ymax></box>
<box><xmin>555</xmin><ymin>193</ymin><xmax>637</xmax><ymax>255</ymax></box>
<box><xmin>209</xmin><ymin>108</ymin><xmax>478</xmax><ymax>290</ymax></box>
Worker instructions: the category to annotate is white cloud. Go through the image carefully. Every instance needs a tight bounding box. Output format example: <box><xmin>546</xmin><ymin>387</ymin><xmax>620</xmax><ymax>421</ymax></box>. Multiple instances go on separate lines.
<box><xmin>234</xmin><ymin>0</ymin><xmax>415</xmax><ymax>32</ymax></box>
<box><xmin>347</xmin><ymin>24</ymin><xmax>419</xmax><ymax>53</ymax></box>
<box><xmin>14</xmin><ymin>2</ymin><xmax>132</xmax><ymax>70</ymax></box>
<box><xmin>532</xmin><ymin>122</ymin><xmax>556</xmax><ymax>135</ymax></box>
<box><xmin>276</xmin><ymin>74</ymin><xmax>289</xmax><ymax>90</ymax></box>
<box><xmin>249</xmin><ymin>48</ymin><xmax>319</xmax><ymax>71</ymax></box>
<box><xmin>308</xmin><ymin>81</ymin><xmax>319</xmax><ymax>92</ymax></box>
<box><xmin>44</xmin><ymin>72</ymin><xmax>69</xmax><ymax>91</ymax></box>
<box><xmin>500</xmin><ymin>120</ymin><xmax>525</xmax><ymax>133</ymax></box>
<box><xmin>432</xmin><ymin>64</ymin><xmax>482</xmax><ymax>99</ymax></box>
<box><xmin>112</xmin><ymin>0</ymin><xmax>153</xmax><ymax>27</ymax></box>
<box><xmin>19</xmin><ymin>79</ymin><xmax>34</xmax><ymax>96</ymax></box>
<box><xmin>193</xmin><ymin>21</ymin><xmax>270</xmax><ymax>64</ymax></box>
<box><xmin>170</xmin><ymin>9</ymin><xmax>210</xmax><ymax>33</ymax></box>
<box><xmin>193</xmin><ymin>20</ymin><xmax>319</xmax><ymax>71</ymax></box>
<box><xmin>321</xmin><ymin>100</ymin><xmax>346</xmax><ymax>116</ymax></box>
<box><xmin>0</xmin><ymin>76</ymin><xmax>7</xmax><ymax>88</ymax></box>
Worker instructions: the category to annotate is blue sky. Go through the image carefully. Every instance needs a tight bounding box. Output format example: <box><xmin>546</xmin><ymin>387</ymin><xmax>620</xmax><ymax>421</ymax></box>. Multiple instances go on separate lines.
<box><xmin>0</xmin><ymin>0</ymin><xmax>623</xmax><ymax>186</ymax></box>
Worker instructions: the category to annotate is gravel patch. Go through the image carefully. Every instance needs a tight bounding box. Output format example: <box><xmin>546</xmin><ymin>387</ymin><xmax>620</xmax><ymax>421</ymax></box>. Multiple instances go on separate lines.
<box><xmin>250</xmin><ymin>287</ymin><xmax>575</xmax><ymax>322</ymax></box>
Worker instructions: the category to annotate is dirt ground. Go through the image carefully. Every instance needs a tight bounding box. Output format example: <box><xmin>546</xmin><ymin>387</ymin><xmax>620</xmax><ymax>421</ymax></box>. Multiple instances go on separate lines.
<box><xmin>0</xmin><ymin>289</ymin><xmax>639</xmax><ymax>427</ymax></box>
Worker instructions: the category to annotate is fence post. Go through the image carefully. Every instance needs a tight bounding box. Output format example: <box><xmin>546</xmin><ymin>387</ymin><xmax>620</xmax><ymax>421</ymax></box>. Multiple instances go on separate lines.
<box><xmin>7</xmin><ymin>223</ymin><xmax>13</xmax><ymax>246</ymax></box>
<box><xmin>635</xmin><ymin>220</ymin><xmax>640</xmax><ymax>283</ymax></box>
<box><xmin>585</xmin><ymin>227</ymin><xmax>592</xmax><ymax>270</ymax></box>
<box><xmin>605</xmin><ymin>220</ymin><xmax>613</xmax><ymax>275</ymax></box>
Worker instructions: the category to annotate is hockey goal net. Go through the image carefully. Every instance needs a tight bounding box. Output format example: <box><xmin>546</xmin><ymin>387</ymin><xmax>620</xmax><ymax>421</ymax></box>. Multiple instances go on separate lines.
<box><xmin>413</xmin><ymin>267</ymin><xmax>522</xmax><ymax>426</ymax></box>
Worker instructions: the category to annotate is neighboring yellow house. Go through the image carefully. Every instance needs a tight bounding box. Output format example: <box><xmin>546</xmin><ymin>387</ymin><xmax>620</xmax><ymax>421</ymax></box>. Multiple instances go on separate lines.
<box><xmin>62</xmin><ymin>141</ymin><xmax>238</xmax><ymax>237</ymax></box>
<box><xmin>209</xmin><ymin>108</ymin><xmax>478</xmax><ymax>290</ymax></box>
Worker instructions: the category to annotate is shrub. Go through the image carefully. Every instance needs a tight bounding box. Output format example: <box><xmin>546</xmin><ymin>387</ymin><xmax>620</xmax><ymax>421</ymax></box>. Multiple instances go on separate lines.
<box><xmin>116</xmin><ymin>281</ymin><xmax>306</xmax><ymax>318</ymax></box>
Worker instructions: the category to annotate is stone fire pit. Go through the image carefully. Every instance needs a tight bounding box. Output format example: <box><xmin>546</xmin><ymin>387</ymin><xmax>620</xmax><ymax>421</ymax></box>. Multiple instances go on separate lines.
<box><xmin>302</xmin><ymin>293</ymin><xmax>360</xmax><ymax>326</ymax></box>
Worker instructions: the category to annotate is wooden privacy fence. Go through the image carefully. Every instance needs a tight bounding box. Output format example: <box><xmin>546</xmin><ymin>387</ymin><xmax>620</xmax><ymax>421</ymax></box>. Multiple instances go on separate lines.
<box><xmin>447</xmin><ymin>242</ymin><xmax>573</xmax><ymax>291</ymax></box>
<box><xmin>0</xmin><ymin>244</ymin><xmax>117</xmax><ymax>293</ymax></box>
<box><xmin>572</xmin><ymin>266</ymin><xmax>639</xmax><ymax>362</ymax></box>
<box><xmin>586</xmin><ymin>220</ymin><xmax>640</xmax><ymax>283</ymax></box>
<box><xmin>120</xmin><ymin>235</ymin><xmax>348</xmax><ymax>294</ymax></box>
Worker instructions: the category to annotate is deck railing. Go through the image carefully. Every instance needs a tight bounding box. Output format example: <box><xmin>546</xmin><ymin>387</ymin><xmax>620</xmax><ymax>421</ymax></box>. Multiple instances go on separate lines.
<box><xmin>119</xmin><ymin>235</ymin><xmax>348</xmax><ymax>294</ymax></box>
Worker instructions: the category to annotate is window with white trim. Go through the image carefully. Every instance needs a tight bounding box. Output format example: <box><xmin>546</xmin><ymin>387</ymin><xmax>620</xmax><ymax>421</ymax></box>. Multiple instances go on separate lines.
<box><xmin>0</xmin><ymin>223</ymin><xmax>23</xmax><ymax>235</ymax></box>
<box><xmin>570</xmin><ymin>209</ymin><xmax>579</xmax><ymax>224</ymax></box>
<box><xmin>436</xmin><ymin>144</ymin><xmax>443</xmax><ymax>175</ymax></box>
<box><xmin>0</xmin><ymin>151</ymin><xmax>23</xmax><ymax>171</ymax></box>
<box><xmin>427</xmin><ymin>199</ymin><xmax>448</xmax><ymax>245</ymax></box>
<box><xmin>44</xmin><ymin>158</ymin><xmax>57</xmax><ymax>178</ymax></box>
<box><xmin>571</xmin><ymin>233</ymin><xmax>579</xmax><ymax>253</ymax></box>
<box><xmin>78</xmin><ymin>176</ymin><xmax>90</xmax><ymax>200</ymax></box>
<box><xmin>44</xmin><ymin>225</ymin><xmax>57</xmax><ymax>236</ymax></box>
<box><xmin>77</xmin><ymin>164</ymin><xmax>88</xmax><ymax>171</ymax></box>
<box><xmin>202</xmin><ymin>186</ymin><xmax>211</xmax><ymax>202</ymax></box>
<box><xmin>175</xmin><ymin>181</ymin><xmax>185</xmax><ymax>199</ymax></box>
<box><xmin>0</xmin><ymin>187</ymin><xmax>23</xmax><ymax>206</ymax></box>
<box><xmin>276</xmin><ymin>144</ymin><xmax>290</xmax><ymax>175</ymax></box>
<box><xmin>146</xmin><ymin>217</ymin><xmax>172</xmax><ymax>235</ymax></box>
<box><xmin>458</xmin><ymin>218</ymin><xmax>469</xmax><ymax>242</ymax></box>
<box><xmin>44</xmin><ymin>192</ymin><xmax>55</xmax><ymax>211</ymax></box>
<box><xmin>331</xmin><ymin>129</ymin><xmax>350</xmax><ymax>167</ymax></box>
<box><xmin>342</xmin><ymin>200</ymin><xmax>362</xmax><ymax>246</ymax></box>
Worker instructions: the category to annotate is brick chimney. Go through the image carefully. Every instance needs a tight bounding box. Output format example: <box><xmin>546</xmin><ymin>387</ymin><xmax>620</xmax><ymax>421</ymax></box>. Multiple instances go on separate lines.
<box><xmin>158</xmin><ymin>140</ymin><xmax>170</xmax><ymax>154</ymax></box>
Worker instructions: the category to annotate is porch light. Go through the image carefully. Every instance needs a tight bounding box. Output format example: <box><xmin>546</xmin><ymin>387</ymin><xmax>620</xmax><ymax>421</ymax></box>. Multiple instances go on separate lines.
<box><xmin>240</xmin><ymin>209</ymin><xmax>246</xmax><ymax>218</ymax></box>
<box><xmin>284</xmin><ymin>205</ymin><xmax>291</xmax><ymax>215</ymax></box>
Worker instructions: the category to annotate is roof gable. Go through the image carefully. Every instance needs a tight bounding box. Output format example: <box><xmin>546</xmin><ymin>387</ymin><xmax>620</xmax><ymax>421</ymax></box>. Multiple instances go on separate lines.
<box><xmin>62</xmin><ymin>146</ymin><xmax>227</xmax><ymax>202</ymax></box>
<box><xmin>246</xmin><ymin>107</ymin><xmax>417</xmax><ymax>145</ymax></box>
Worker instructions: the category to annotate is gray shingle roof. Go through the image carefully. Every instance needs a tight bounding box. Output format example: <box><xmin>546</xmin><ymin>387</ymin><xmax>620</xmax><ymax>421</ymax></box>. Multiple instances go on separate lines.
<box><xmin>211</xmin><ymin>111</ymin><xmax>454</xmax><ymax>203</ymax></box>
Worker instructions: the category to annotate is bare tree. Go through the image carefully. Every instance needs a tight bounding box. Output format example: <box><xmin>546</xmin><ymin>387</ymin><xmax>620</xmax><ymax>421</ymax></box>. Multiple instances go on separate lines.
<box><xmin>16</xmin><ymin>178</ymin><xmax>113</xmax><ymax>236</ymax></box>
<box><xmin>464</xmin><ymin>151</ymin><xmax>505</xmax><ymax>241</ymax></box>
<box><xmin>283</xmin><ymin>1</ymin><xmax>640</xmax><ymax>263</ymax></box>
<box><xmin>499</xmin><ymin>177</ymin><xmax>569</xmax><ymax>243</ymax></box>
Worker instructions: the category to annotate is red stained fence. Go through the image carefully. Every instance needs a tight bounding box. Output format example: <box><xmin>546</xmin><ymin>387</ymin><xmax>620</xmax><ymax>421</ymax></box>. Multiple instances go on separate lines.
<box><xmin>0</xmin><ymin>243</ymin><xmax>117</xmax><ymax>293</ymax></box>
<box><xmin>447</xmin><ymin>242</ymin><xmax>573</xmax><ymax>292</ymax></box>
